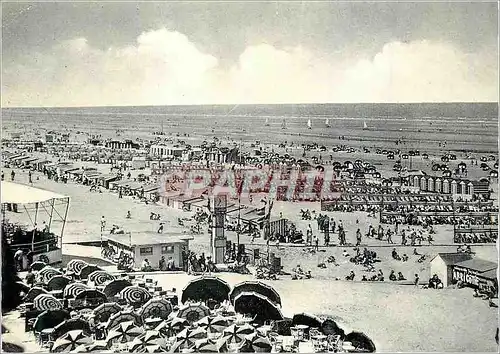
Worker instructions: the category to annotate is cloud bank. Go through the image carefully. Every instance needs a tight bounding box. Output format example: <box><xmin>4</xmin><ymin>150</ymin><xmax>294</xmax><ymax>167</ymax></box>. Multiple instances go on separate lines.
<box><xmin>2</xmin><ymin>28</ymin><xmax>497</xmax><ymax>107</ymax></box>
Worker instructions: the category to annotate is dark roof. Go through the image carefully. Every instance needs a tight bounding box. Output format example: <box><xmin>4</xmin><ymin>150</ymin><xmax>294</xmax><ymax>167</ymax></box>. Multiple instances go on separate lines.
<box><xmin>454</xmin><ymin>259</ymin><xmax>498</xmax><ymax>273</ymax></box>
<box><xmin>430</xmin><ymin>253</ymin><xmax>473</xmax><ymax>265</ymax></box>
<box><xmin>479</xmin><ymin>269</ymin><xmax>497</xmax><ymax>280</ymax></box>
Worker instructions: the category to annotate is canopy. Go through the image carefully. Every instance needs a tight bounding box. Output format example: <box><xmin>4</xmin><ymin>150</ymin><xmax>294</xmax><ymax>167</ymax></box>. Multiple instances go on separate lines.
<box><xmin>233</xmin><ymin>292</ymin><xmax>284</xmax><ymax>324</ymax></box>
<box><xmin>181</xmin><ymin>276</ymin><xmax>231</xmax><ymax>304</ymax></box>
<box><xmin>230</xmin><ymin>281</ymin><xmax>281</xmax><ymax>306</ymax></box>
<box><xmin>1</xmin><ymin>181</ymin><xmax>68</xmax><ymax>204</ymax></box>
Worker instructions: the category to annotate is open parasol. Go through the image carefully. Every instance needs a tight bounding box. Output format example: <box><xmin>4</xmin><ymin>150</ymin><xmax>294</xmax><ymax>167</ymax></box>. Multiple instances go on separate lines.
<box><xmin>344</xmin><ymin>331</ymin><xmax>376</xmax><ymax>352</ymax></box>
<box><xmin>193</xmin><ymin>338</ymin><xmax>219</xmax><ymax>353</ymax></box>
<box><xmin>139</xmin><ymin>298</ymin><xmax>173</xmax><ymax>321</ymax></box>
<box><xmin>230</xmin><ymin>281</ymin><xmax>281</xmax><ymax>307</ymax></box>
<box><xmin>119</xmin><ymin>286</ymin><xmax>152</xmax><ymax>305</ymax></box>
<box><xmin>103</xmin><ymin>279</ymin><xmax>132</xmax><ymax>298</ymax></box>
<box><xmin>30</xmin><ymin>261</ymin><xmax>48</xmax><ymax>271</ymax></box>
<box><xmin>106</xmin><ymin>310</ymin><xmax>142</xmax><ymax>330</ymax></box>
<box><xmin>33</xmin><ymin>310</ymin><xmax>71</xmax><ymax>333</ymax></box>
<box><xmin>79</xmin><ymin>265</ymin><xmax>103</xmax><ymax>280</ymax></box>
<box><xmin>38</xmin><ymin>267</ymin><xmax>63</xmax><ymax>284</ymax></box>
<box><xmin>75</xmin><ymin>289</ymin><xmax>107</xmax><ymax>303</ymax></box>
<box><xmin>23</xmin><ymin>286</ymin><xmax>49</xmax><ymax>302</ymax></box>
<box><xmin>195</xmin><ymin>315</ymin><xmax>232</xmax><ymax>334</ymax></box>
<box><xmin>155</xmin><ymin>317</ymin><xmax>189</xmax><ymax>337</ymax></box>
<box><xmin>292</xmin><ymin>313</ymin><xmax>322</xmax><ymax>329</ymax></box>
<box><xmin>233</xmin><ymin>292</ymin><xmax>284</xmax><ymax>324</ymax></box>
<box><xmin>181</xmin><ymin>276</ymin><xmax>231</xmax><ymax>304</ymax></box>
<box><xmin>93</xmin><ymin>303</ymin><xmax>123</xmax><ymax>323</ymax></box>
<box><xmin>53</xmin><ymin>318</ymin><xmax>91</xmax><ymax>340</ymax></box>
<box><xmin>47</xmin><ymin>275</ymin><xmax>72</xmax><ymax>291</ymax></box>
<box><xmin>171</xmin><ymin>327</ymin><xmax>207</xmax><ymax>352</ymax></box>
<box><xmin>239</xmin><ymin>332</ymin><xmax>272</xmax><ymax>353</ymax></box>
<box><xmin>66</xmin><ymin>260</ymin><xmax>89</xmax><ymax>277</ymax></box>
<box><xmin>88</xmin><ymin>271</ymin><xmax>115</xmax><ymax>286</ymax></box>
<box><xmin>106</xmin><ymin>320</ymin><xmax>145</xmax><ymax>344</ymax></box>
<box><xmin>63</xmin><ymin>283</ymin><xmax>89</xmax><ymax>299</ymax></box>
<box><xmin>70</xmin><ymin>340</ymin><xmax>108</xmax><ymax>353</ymax></box>
<box><xmin>221</xmin><ymin>323</ymin><xmax>256</xmax><ymax>344</ymax></box>
<box><xmin>33</xmin><ymin>293</ymin><xmax>63</xmax><ymax>311</ymax></box>
<box><xmin>128</xmin><ymin>330</ymin><xmax>165</xmax><ymax>352</ymax></box>
<box><xmin>51</xmin><ymin>330</ymin><xmax>93</xmax><ymax>352</ymax></box>
<box><xmin>177</xmin><ymin>303</ymin><xmax>211</xmax><ymax>324</ymax></box>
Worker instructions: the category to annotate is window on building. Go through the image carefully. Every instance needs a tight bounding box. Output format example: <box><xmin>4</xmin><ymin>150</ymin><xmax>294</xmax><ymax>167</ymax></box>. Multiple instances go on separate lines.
<box><xmin>161</xmin><ymin>245</ymin><xmax>175</xmax><ymax>254</ymax></box>
<box><xmin>140</xmin><ymin>247</ymin><xmax>153</xmax><ymax>256</ymax></box>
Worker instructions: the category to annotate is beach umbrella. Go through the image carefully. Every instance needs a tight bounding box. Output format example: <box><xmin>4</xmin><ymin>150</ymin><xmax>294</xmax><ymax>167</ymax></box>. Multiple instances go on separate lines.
<box><xmin>33</xmin><ymin>310</ymin><xmax>71</xmax><ymax>333</ymax></box>
<box><xmin>171</xmin><ymin>327</ymin><xmax>207</xmax><ymax>351</ymax></box>
<box><xmin>195</xmin><ymin>315</ymin><xmax>231</xmax><ymax>333</ymax></box>
<box><xmin>38</xmin><ymin>267</ymin><xmax>63</xmax><ymax>284</ymax></box>
<box><xmin>344</xmin><ymin>331</ymin><xmax>376</xmax><ymax>352</ymax></box>
<box><xmin>23</xmin><ymin>286</ymin><xmax>49</xmax><ymax>302</ymax></box>
<box><xmin>87</xmin><ymin>271</ymin><xmax>115</xmax><ymax>286</ymax></box>
<box><xmin>181</xmin><ymin>276</ymin><xmax>231</xmax><ymax>304</ymax></box>
<box><xmin>230</xmin><ymin>281</ymin><xmax>281</xmax><ymax>307</ymax></box>
<box><xmin>93</xmin><ymin>303</ymin><xmax>123</xmax><ymax>323</ymax></box>
<box><xmin>120</xmin><ymin>286</ymin><xmax>152</xmax><ymax>305</ymax></box>
<box><xmin>128</xmin><ymin>330</ymin><xmax>165</xmax><ymax>352</ymax></box>
<box><xmin>47</xmin><ymin>275</ymin><xmax>72</xmax><ymax>291</ymax></box>
<box><xmin>193</xmin><ymin>338</ymin><xmax>219</xmax><ymax>353</ymax></box>
<box><xmin>79</xmin><ymin>265</ymin><xmax>102</xmax><ymax>280</ymax></box>
<box><xmin>63</xmin><ymin>283</ymin><xmax>89</xmax><ymax>299</ymax></box>
<box><xmin>321</xmin><ymin>317</ymin><xmax>345</xmax><ymax>338</ymax></box>
<box><xmin>292</xmin><ymin>313</ymin><xmax>322</xmax><ymax>329</ymax></box>
<box><xmin>136</xmin><ymin>345</ymin><xmax>163</xmax><ymax>353</ymax></box>
<box><xmin>33</xmin><ymin>294</ymin><xmax>63</xmax><ymax>311</ymax></box>
<box><xmin>66</xmin><ymin>260</ymin><xmax>89</xmax><ymax>276</ymax></box>
<box><xmin>103</xmin><ymin>279</ymin><xmax>132</xmax><ymax>298</ymax></box>
<box><xmin>177</xmin><ymin>303</ymin><xmax>211</xmax><ymax>324</ymax></box>
<box><xmin>155</xmin><ymin>317</ymin><xmax>189</xmax><ymax>337</ymax></box>
<box><xmin>221</xmin><ymin>324</ymin><xmax>255</xmax><ymax>344</ymax></box>
<box><xmin>51</xmin><ymin>330</ymin><xmax>93</xmax><ymax>352</ymax></box>
<box><xmin>75</xmin><ymin>289</ymin><xmax>107</xmax><ymax>303</ymax></box>
<box><xmin>239</xmin><ymin>332</ymin><xmax>272</xmax><ymax>353</ymax></box>
<box><xmin>140</xmin><ymin>298</ymin><xmax>173</xmax><ymax>321</ymax></box>
<box><xmin>53</xmin><ymin>318</ymin><xmax>91</xmax><ymax>340</ymax></box>
<box><xmin>70</xmin><ymin>341</ymin><xmax>108</xmax><ymax>353</ymax></box>
<box><xmin>31</xmin><ymin>261</ymin><xmax>48</xmax><ymax>271</ymax></box>
<box><xmin>106</xmin><ymin>321</ymin><xmax>145</xmax><ymax>344</ymax></box>
<box><xmin>106</xmin><ymin>310</ymin><xmax>142</xmax><ymax>330</ymax></box>
<box><xmin>233</xmin><ymin>292</ymin><xmax>283</xmax><ymax>324</ymax></box>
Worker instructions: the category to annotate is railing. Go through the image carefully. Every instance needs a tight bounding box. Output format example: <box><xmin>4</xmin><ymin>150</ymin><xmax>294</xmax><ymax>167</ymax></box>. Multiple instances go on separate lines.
<box><xmin>9</xmin><ymin>237</ymin><xmax>59</xmax><ymax>254</ymax></box>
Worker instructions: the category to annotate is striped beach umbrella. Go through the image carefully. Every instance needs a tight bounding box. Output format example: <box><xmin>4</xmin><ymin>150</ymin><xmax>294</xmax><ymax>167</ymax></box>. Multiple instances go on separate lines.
<box><xmin>23</xmin><ymin>286</ymin><xmax>49</xmax><ymax>302</ymax></box>
<box><xmin>38</xmin><ymin>267</ymin><xmax>63</xmax><ymax>284</ymax></box>
<box><xmin>66</xmin><ymin>260</ymin><xmax>89</xmax><ymax>276</ymax></box>
<box><xmin>33</xmin><ymin>294</ymin><xmax>63</xmax><ymax>311</ymax></box>
<box><xmin>106</xmin><ymin>321</ymin><xmax>144</xmax><ymax>344</ymax></box>
<box><xmin>63</xmin><ymin>283</ymin><xmax>89</xmax><ymax>299</ymax></box>
<box><xmin>195</xmin><ymin>315</ymin><xmax>231</xmax><ymax>334</ymax></box>
<box><xmin>221</xmin><ymin>324</ymin><xmax>256</xmax><ymax>344</ymax></box>
<box><xmin>140</xmin><ymin>298</ymin><xmax>173</xmax><ymax>321</ymax></box>
<box><xmin>239</xmin><ymin>332</ymin><xmax>272</xmax><ymax>352</ymax></box>
<box><xmin>106</xmin><ymin>311</ymin><xmax>142</xmax><ymax>330</ymax></box>
<box><xmin>47</xmin><ymin>275</ymin><xmax>72</xmax><ymax>291</ymax></box>
<box><xmin>103</xmin><ymin>279</ymin><xmax>132</xmax><ymax>298</ymax></box>
<box><xmin>155</xmin><ymin>317</ymin><xmax>189</xmax><ymax>338</ymax></box>
<box><xmin>70</xmin><ymin>340</ymin><xmax>108</xmax><ymax>353</ymax></box>
<box><xmin>93</xmin><ymin>303</ymin><xmax>123</xmax><ymax>323</ymax></box>
<box><xmin>177</xmin><ymin>303</ymin><xmax>210</xmax><ymax>324</ymax></box>
<box><xmin>171</xmin><ymin>327</ymin><xmax>207</xmax><ymax>352</ymax></box>
<box><xmin>51</xmin><ymin>330</ymin><xmax>93</xmax><ymax>352</ymax></box>
<box><xmin>88</xmin><ymin>271</ymin><xmax>115</xmax><ymax>286</ymax></box>
<box><xmin>193</xmin><ymin>338</ymin><xmax>218</xmax><ymax>353</ymax></box>
<box><xmin>119</xmin><ymin>286</ymin><xmax>152</xmax><ymax>305</ymax></box>
<box><xmin>128</xmin><ymin>330</ymin><xmax>165</xmax><ymax>352</ymax></box>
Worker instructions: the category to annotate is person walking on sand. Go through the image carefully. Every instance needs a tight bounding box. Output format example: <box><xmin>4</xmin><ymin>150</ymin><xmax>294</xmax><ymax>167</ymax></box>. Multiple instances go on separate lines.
<box><xmin>356</xmin><ymin>228</ymin><xmax>362</xmax><ymax>246</ymax></box>
<box><xmin>386</xmin><ymin>229</ymin><xmax>394</xmax><ymax>244</ymax></box>
<box><xmin>414</xmin><ymin>274</ymin><xmax>420</xmax><ymax>287</ymax></box>
<box><xmin>313</xmin><ymin>236</ymin><xmax>319</xmax><ymax>251</ymax></box>
<box><xmin>28</xmin><ymin>170</ymin><xmax>33</xmax><ymax>184</ymax></box>
<box><xmin>100</xmin><ymin>216</ymin><xmax>106</xmax><ymax>232</ymax></box>
<box><xmin>158</xmin><ymin>222</ymin><xmax>164</xmax><ymax>233</ymax></box>
<box><xmin>11</xmin><ymin>170</ymin><xmax>15</xmax><ymax>181</ymax></box>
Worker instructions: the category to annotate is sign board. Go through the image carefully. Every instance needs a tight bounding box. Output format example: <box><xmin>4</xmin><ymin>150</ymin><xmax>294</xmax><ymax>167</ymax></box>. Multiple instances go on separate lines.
<box><xmin>214</xmin><ymin>194</ymin><xmax>227</xmax><ymax>211</ymax></box>
<box><xmin>212</xmin><ymin>194</ymin><xmax>227</xmax><ymax>263</ymax></box>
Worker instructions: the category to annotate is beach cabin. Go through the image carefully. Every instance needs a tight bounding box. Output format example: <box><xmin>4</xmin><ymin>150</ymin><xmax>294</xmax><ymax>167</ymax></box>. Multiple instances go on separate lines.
<box><xmin>452</xmin><ymin>258</ymin><xmax>498</xmax><ymax>295</ymax></box>
<box><xmin>130</xmin><ymin>156</ymin><xmax>147</xmax><ymax>169</ymax></box>
<box><xmin>102</xmin><ymin>232</ymin><xmax>193</xmax><ymax>270</ymax></box>
<box><xmin>98</xmin><ymin>174</ymin><xmax>120</xmax><ymax>189</ymax></box>
<box><xmin>429</xmin><ymin>253</ymin><xmax>473</xmax><ymax>287</ymax></box>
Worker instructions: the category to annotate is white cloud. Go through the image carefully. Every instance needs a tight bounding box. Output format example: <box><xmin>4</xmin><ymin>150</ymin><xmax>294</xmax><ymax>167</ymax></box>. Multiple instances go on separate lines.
<box><xmin>1</xmin><ymin>29</ymin><xmax>497</xmax><ymax>107</ymax></box>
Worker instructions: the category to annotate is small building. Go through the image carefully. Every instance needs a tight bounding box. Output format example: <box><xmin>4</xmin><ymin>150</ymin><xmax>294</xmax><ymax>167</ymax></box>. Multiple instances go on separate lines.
<box><xmin>429</xmin><ymin>253</ymin><xmax>473</xmax><ymax>287</ymax></box>
<box><xmin>102</xmin><ymin>232</ymin><xmax>193</xmax><ymax>271</ymax></box>
<box><xmin>452</xmin><ymin>258</ymin><xmax>498</xmax><ymax>295</ymax></box>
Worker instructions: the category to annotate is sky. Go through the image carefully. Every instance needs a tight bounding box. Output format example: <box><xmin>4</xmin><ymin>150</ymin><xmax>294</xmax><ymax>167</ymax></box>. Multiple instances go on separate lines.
<box><xmin>1</xmin><ymin>1</ymin><xmax>498</xmax><ymax>107</ymax></box>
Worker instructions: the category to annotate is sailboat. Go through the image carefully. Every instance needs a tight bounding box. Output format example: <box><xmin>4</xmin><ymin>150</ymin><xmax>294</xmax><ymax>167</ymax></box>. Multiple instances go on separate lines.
<box><xmin>307</xmin><ymin>119</ymin><xmax>312</xmax><ymax>129</ymax></box>
<box><xmin>363</xmin><ymin>121</ymin><xmax>368</xmax><ymax>130</ymax></box>
<box><xmin>281</xmin><ymin>119</ymin><xmax>287</xmax><ymax>129</ymax></box>
<box><xmin>325</xmin><ymin>118</ymin><xmax>330</xmax><ymax>127</ymax></box>
<box><xmin>265</xmin><ymin>117</ymin><xmax>270</xmax><ymax>126</ymax></box>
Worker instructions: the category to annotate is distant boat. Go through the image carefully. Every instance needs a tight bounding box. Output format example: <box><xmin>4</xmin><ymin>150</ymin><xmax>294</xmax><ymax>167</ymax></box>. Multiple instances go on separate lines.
<box><xmin>363</xmin><ymin>121</ymin><xmax>368</xmax><ymax>130</ymax></box>
<box><xmin>265</xmin><ymin>117</ymin><xmax>270</xmax><ymax>126</ymax></box>
<box><xmin>281</xmin><ymin>119</ymin><xmax>287</xmax><ymax>129</ymax></box>
<box><xmin>325</xmin><ymin>118</ymin><xmax>330</xmax><ymax>127</ymax></box>
<box><xmin>307</xmin><ymin>119</ymin><xmax>312</xmax><ymax>129</ymax></box>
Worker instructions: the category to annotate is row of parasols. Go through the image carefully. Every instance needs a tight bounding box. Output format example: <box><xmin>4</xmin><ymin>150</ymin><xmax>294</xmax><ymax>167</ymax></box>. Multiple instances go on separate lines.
<box><xmin>22</xmin><ymin>258</ymin><xmax>376</xmax><ymax>352</ymax></box>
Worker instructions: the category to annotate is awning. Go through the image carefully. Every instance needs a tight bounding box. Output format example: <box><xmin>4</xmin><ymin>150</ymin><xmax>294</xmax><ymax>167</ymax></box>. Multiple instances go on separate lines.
<box><xmin>1</xmin><ymin>181</ymin><xmax>68</xmax><ymax>204</ymax></box>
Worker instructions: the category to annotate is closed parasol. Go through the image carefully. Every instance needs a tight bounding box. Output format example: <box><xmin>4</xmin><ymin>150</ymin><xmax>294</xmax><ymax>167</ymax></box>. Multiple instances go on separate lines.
<box><xmin>79</xmin><ymin>265</ymin><xmax>102</xmax><ymax>280</ymax></box>
<box><xmin>230</xmin><ymin>281</ymin><xmax>281</xmax><ymax>307</ymax></box>
<box><xmin>171</xmin><ymin>327</ymin><xmax>207</xmax><ymax>351</ymax></box>
<box><xmin>66</xmin><ymin>260</ymin><xmax>89</xmax><ymax>277</ymax></box>
<box><xmin>23</xmin><ymin>286</ymin><xmax>49</xmax><ymax>302</ymax></box>
<box><xmin>106</xmin><ymin>320</ymin><xmax>145</xmax><ymax>344</ymax></box>
<box><xmin>33</xmin><ymin>294</ymin><xmax>63</xmax><ymax>311</ymax></box>
<box><xmin>195</xmin><ymin>315</ymin><xmax>231</xmax><ymax>333</ymax></box>
<box><xmin>221</xmin><ymin>323</ymin><xmax>255</xmax><ymax>344</ymax></box>
<box><xmin>177</xmin><ymin>303</ymin><xmax>211</xmax><ymax>324</ymax></box>
<box><xmin>93</xmin><ymin>303</ymin><xmax>123</xmax><ymax>323</ymax></box>
<box><xmin>128</xmin><ymin>330</ymin><xmax>165</xmax><ymax>351</ymax></box>
<box><xmin>181</xmin><ymin>276</ymin><xmax>231</xmax><ymax>304</ymax></box>
<box><xmin>38</xmin><ymin>267</ymin><xmax>63</xmax><ymax>284</ymax></box>
<box><xmin>140</xmin><ymin>298</ymin><xmax>173</xmax><ymax>321</ymax></box>
<box><xmin>106</xmin><ymin>311</ymin><xmax>142</xmax><ymax>330</ymax></box>
<box><xmin>30</xmin><ymin>261</ymin><xmax>48</xmax><ymax>271</ymax></box>
<box><xmin>344</xmin><ymin>331</ymin><xmax>376</xmax><ymax>352</ymax></box>
<box><xmin>47</xmin><ymin>275</ymin><xmax>72</xmax><ymax>291</ymax></box>
<box><xmin>239</xmin><ymin>332</ymin><xmax>272</xmax><ymax>352</ymax></box>
<box><xmin>53</xmin><ymin>318</ymin><xmax>91</xmax><ymax>340</ymax></box>
<box><xmin>233</xmin><ymin>292</ymin><xmax>284</xmax><ymax>324</ymax></box>
<box><xmin>51</xmin><ymin>330</ymin><xmax>93</xmax><ymax>352</ymax></box>
<box><xmin>63</xmin><ymin>283</ymin><xmax>89</xmax><ymax>299</ymax></box>
<box><xmin>88</xmin><ymin>271</ymin><xmax>115</xmax><ymax>286</ymax></box>
<box><xmin>119</xmin><ymin>286</ymin><xmax>152</xmax><ymax>305</ymax></box>
<box><xmin>155</xmin><ymin>317</ymin><xmax>189</xmax><ymax>337</ymax></box>
<box><xmin>103</xmin><ymin>279</ymin><xmax>132</xmax><ymax>298</ymax></box>
<box><xmin>33</xmin><ymin>310</ymin><xmax>71</xmax><ymax>333</ymax></box>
